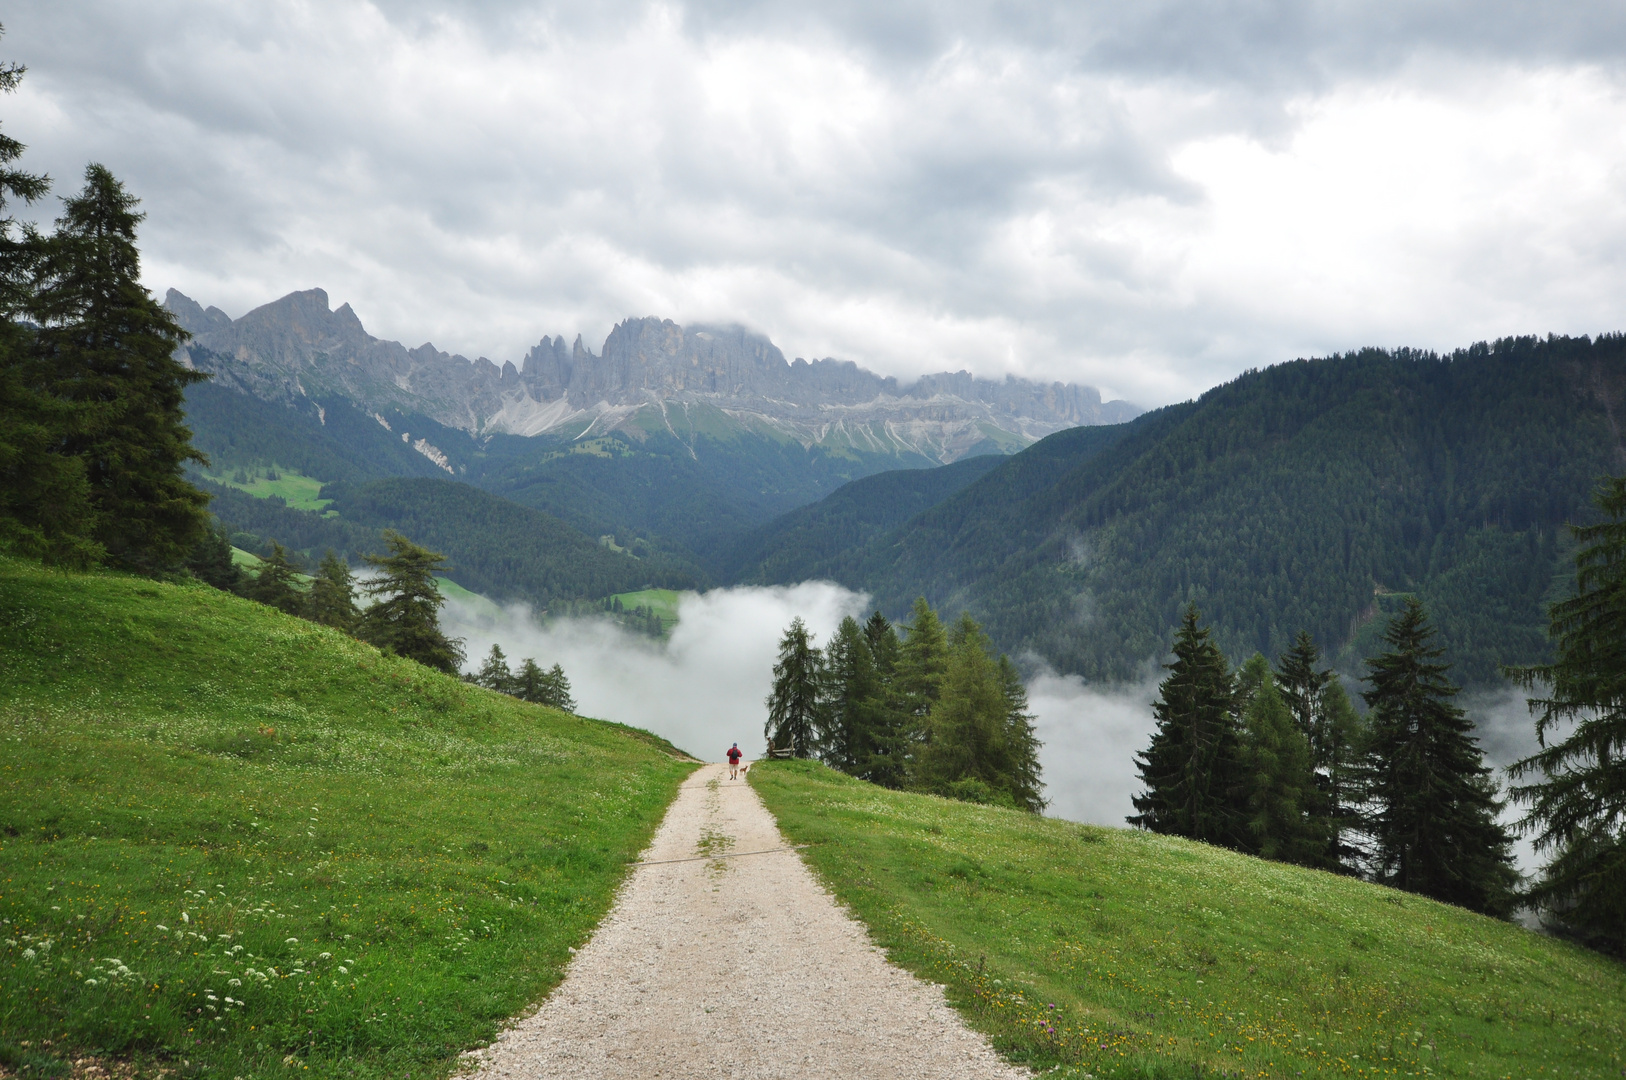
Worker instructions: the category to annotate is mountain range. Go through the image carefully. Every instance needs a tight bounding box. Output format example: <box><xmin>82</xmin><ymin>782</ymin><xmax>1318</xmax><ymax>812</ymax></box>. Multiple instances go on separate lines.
<box><xmin>167</xmin><ymin>288</ymin><xmax>1138</xmax><ymax>465</ymax></box>
<box><xmin>168</xmin><ymin>285</ymin><xmax>1625</xmax><ymax>687</ymax></box>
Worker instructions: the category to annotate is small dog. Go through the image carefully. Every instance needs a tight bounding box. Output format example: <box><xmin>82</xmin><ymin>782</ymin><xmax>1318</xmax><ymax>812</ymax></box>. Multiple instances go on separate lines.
<box><xmin>739</xmin><ymin>764</ymin><xmax>751</xmax><ymax>777</ymax></box>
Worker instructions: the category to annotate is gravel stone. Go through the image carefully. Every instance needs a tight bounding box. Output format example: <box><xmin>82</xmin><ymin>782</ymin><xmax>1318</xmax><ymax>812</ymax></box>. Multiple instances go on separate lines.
<box><xmin>468</xmin><ymin>763</ymin><xmax>1029</xmax><ymax>1079</ymax></box>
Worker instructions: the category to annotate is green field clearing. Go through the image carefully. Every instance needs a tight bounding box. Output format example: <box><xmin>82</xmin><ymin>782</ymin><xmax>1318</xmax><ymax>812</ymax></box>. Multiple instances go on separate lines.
<box><xmin>607</xmin><ymin>588</ymin><xmax>684</xmax><ymax>625</ymax></box>
<box><xmin>0</xmin><ymin>558</ymin><xmax>696</xmax><ymax>1079</ymax></box>
<box><xmin>752</xmin><ymin>760</ymin><xmax>1626</xmax><ymax>1079</ymax></box>
<box><xmin>203</xmin><ymin>469</ymin><xmax>332</xmax><ymax>512</ymax></box>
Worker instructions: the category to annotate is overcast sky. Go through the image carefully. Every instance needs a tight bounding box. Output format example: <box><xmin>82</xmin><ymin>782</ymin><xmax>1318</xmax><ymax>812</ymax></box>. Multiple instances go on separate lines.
<box><xmin>7</xmin><ymin>1</ymin><xmax>1626</xmax><ymax>405</ymax></box>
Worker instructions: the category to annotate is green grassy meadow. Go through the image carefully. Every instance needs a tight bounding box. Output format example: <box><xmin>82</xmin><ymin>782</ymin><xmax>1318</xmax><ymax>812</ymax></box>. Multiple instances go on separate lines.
<box><xmin>752</xmin><ymin>760</ymin><xmax>1626</xmax><ymax>1079</ymax></box>
<box><xmin>202</xmin><ymin>470</ymin><xmax>331</xmax><ymax>512</ymax></box>
<box><xmin>0</xmin><ymin>557</ymin><xmax>696</xmax><ymax>1079</ymax></box>
<box><xmin>607</xmin><ymin>588</ymin><xmax>683</xmax><ymax>626</ymax></box>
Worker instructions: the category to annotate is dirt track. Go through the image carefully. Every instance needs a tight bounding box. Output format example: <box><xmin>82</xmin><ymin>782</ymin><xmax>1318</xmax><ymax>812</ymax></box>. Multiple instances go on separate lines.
<box><xmin>466</xmin><ymin>762</ymin><xmax>1028</xmax><ymax>1079</ymax></box>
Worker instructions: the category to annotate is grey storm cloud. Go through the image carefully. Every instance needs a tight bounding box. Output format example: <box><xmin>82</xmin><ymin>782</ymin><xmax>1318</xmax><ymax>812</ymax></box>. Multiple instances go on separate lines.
<box><xmin>6</xmin><ymin>1</ymin><xmax>1626</xmax><ymax>404</ymax></box>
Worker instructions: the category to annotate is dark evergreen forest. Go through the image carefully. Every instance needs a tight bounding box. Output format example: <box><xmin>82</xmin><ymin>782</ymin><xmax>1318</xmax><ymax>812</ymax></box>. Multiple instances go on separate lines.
<box><xmin>741</xmin><ymin>337</ymin><xmax>1625</xmax><ymax>685</ymax></box>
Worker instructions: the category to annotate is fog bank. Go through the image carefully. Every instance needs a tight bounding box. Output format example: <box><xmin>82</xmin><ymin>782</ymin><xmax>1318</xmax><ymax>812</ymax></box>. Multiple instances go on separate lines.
<box><xmin>440</xmin><ymin>583</ymin><xmax>866</xmax><ymax>761</ymax></box>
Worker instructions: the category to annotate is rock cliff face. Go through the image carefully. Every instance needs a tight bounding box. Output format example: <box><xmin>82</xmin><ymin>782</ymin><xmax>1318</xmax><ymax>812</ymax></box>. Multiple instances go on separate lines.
<box><xmin>168</xmin><ymin>289</ymin><xmax>1140</xmax><ymax>462</ymax></box>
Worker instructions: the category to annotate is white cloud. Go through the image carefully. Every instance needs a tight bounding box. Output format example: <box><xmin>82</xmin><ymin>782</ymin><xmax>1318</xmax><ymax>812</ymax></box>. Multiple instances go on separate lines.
<box><xmin>7</xmin><ymin>2</ymin><xmax>1626</xmax><ymax>405</ymax></box>
<box><xmin>439</xmin><ymin>582</ymin><xmax>866</xmax><ymax>759</ymax></box>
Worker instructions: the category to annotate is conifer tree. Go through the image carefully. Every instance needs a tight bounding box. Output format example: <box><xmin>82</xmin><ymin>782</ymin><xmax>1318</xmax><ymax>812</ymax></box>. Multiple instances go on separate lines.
<box><xmin>305</xmin><ymin>550</ymin><xmax>359</xmax><ymax>632</ymax></box>
<box><xmin>515</xmin><ymin>658</ymin><xmax>547</xmax><ymax>703</ymax></box>
<box><xmin>997</xmin><ymin>653</ymin><xmax>1046</xmax><ymax>813</ymax></box>
<box><xmin>765</xmin><ymin>617</ymin><xmax>823</xmax><ymax>758</ymax></box>
<box><xmin>475</xmin><ymin>644</ymin><xmax>515</xmax><ymax>694</ymax></box>
<box><xmin>0</xmin><ymin>37</ymin><xmax>100</xmax><ymax>568</ymax></box>
<box><xmin>360</xmin><ymin>530</ymin><xmax>465</xmax><ymax>674</ymax></box>
<box><xmin>1506</xmin><ymin>476</ymin><xmax>1626</xmax><ymax>954</ymax></box>
<box><xmin>820</xmin><ymin>615</ymin><xmax>885</xmax><ymax>777</ymax></box>
<box><xmin>1129</xmin><ymin>606</ymin><xmax>1249</xmax><ymax>848</ymax></box>
<box><xmin>245</xmin><ymin>542</ymin><xmax>304</xmax><ymax>616</ymax></box>
<box><xmin>894</xmin><ymin>597</ymin><xmax>948</xmax><ymax>761</ymax></box>
<box><xmin>860</xmin><ymin>610</ymin><xmax>909</xmax><ymax>788</ymax></box>
<box><xmin>1276</xmin><ymin>633</ymin><xmax>1367</xmax><ymax>869</ymax></box>
<box><xmin>1361</xmin><ymin>598</ymin><xmax>1517</xmax><ymax>917</ymax></box>
<box><xmin>542</xmin><ymin>663</ymin><xmax>575</xmax><ymax>711</ymax></box>
<box><xmin>185</xmin><ymin>521</ymin><xmax>240</xmax><ymax>593</ymax></box>
<box><xmin>1238</xmin><ymin>653</ymin><xmax>1323</xmax><ymax>865</ymax></box>
<box><xmin>30</xmin><ymin>164</ymin><xmax>210</xmax><ymax>573</ymax></box>
<box><xmin>916</xmin><ymin>612</ymin><xmax>1010</xmax><ymax>797</ymax></box>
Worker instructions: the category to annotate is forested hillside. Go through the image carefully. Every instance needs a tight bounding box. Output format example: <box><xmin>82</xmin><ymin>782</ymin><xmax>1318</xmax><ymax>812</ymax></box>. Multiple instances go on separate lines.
<box><xmin>722</xmin><ymin>451</ymin><xmax>1009</xmax><ymax>584</ymax></box>
<box><xmin>184</xmin><ymin>382</ymin><xmax>949</xmax><ymax>567</ymax></box>
<box><xmin>745</xmin><ymin>336</ymin><xmax>1624</xmax><ymax>685</ymax></box>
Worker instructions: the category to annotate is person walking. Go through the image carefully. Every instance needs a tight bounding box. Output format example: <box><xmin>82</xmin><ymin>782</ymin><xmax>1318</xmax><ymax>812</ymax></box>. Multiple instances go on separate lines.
<box><xmin>727</xmin><ymin>742</ymin><xmax>743</xmax><ymax>779</ymax></box>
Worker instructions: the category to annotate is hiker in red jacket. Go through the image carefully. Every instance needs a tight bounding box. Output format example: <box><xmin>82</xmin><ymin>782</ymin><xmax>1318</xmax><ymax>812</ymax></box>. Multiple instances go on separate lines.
<box><xmin>727</xmin><ymin>742</ymin><xmax>743</xmax><ymax>779</ymax></box>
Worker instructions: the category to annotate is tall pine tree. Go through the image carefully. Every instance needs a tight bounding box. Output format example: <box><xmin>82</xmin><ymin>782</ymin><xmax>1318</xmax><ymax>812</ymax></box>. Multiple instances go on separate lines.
<box><xmin>1506</xmin><ymin>476</ymin><xmax>1626</xmax><ymax>955</ymax></box>
<box><xmin>1129</xmin><ymin>606</ymin><xmax>1249</xmax><ymax>848</ymax></box>
<box><xmin>997</xmin><ymin>653</ymin><xmax>1046</xmax><ymax>813</ymax></box>
<box><xmin>30</xmin><ymin>165</ymin><xmax>210</xmax><ymax>573</ymax></box>
<box><xmin>765</xmin><ymin>617</ymin><xmax>823</xmax><ymax>758</ymax></box>
<box><xmin>1361</xmin><ymin>597</ymin><xmax>1517</xmax><ymax>917</ymax></box>
<box><xmin>861</xmin><ymin>610</ymin><xmax>909</xmax><ymax>788</ymax></box>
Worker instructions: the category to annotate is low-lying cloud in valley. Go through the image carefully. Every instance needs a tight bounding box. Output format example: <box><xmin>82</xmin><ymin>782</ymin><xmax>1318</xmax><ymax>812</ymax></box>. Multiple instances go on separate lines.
<box><xmin>442</xmin><ymin>583</ymin><xmax>1553</xmax><ymax>878</ymax></box>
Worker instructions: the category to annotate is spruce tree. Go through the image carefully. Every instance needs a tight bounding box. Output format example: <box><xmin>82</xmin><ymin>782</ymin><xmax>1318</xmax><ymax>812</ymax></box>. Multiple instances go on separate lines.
<box><xmin>306</xmin><ymin>551</ymin><xmax>359</xmax><ymax>632</ymax></box>
<box><xmin>997</xmin><ymin>653</ymin><xmax>1046</xmax><ymax>812</ymax></box>
<box><xmin>542</xmin><ymin>663</ymin><xmax>575</xmax><ymax>711</ymax></box>
<box><xmin>0</xmin><ymin>39</ymin><xmax>100</xmax><ymax>568</ymax></box>
<box><xmin>475</xmin><ymin>644</ymin><xmax>515</xmax><ymax>694</ymax></box>
<box><xmin>30</xmin><ymin>164</ymin><xmax>210</xmax><ymax>573</ymax></box>
<box><xmin>245</xmin><ymin>542</ymin><xmax>304</xmax><ymax>616</ymax></box>
<box><xmin>1361</xmin><ymin>598</ymin><xmax>1518</xmax><ymax>917</ymax></box>
<box><xmin>360</xmin><ymin>530</ymin><xmax>465</xmax><ymax>674</ymax></box>
<box><xmin>861</xmin><ymin>610</ymin><xmax>909</xmax><ymax>788</ymax></box>
<box><xmin>1129</xmin><ymin>606</ymin><xmax>1249</xmax><ymax>848</ymax></box>
<box><xmin>1276</xmin><ymin>632</ymin><xmax>1366</xmax><ymax>869</ymax></box>
<box><xmin>1238</xmin><ymin>653</ymin><xmax>1323</xmax><ymax>865</ymax></box>
<box><xmin>820</xmin><ymin>615</ymin><xmax>885</xmax><ymax>777</ymax></box>
<box><xmin>1506</xmin><ymin>476</ymin><xmax>1626</xmax><ymax>954</ymax></box>
<box><xmin>765</xmin><ymin>617</ymin><xmax>823</xmax><ymax>758</ymax></box>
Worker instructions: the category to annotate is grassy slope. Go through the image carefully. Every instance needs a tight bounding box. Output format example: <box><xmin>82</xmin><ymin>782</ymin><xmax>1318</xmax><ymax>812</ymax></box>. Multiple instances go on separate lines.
<box><xmin>0</xmin><ymin>558</ymin><xmax>696</xmax><ymax>1079</ymax></box>
<box><xmin>608</xmin><ymin>588</ymin><xmax>683</xmax><ymax>625</ymax></box>
<box><xmin>199</xmin><ymin>470</ymin><xmax>331</xmax><ymax>513</ymax></box>
<box><xmin>753</xmin><ymin>761</ymin><xmax>1625</xmax><ymax>1079</ymax></box>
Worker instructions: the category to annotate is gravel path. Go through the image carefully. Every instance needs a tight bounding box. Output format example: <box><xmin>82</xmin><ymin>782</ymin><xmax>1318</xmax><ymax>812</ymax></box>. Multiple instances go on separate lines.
<box><xmin>467</xmin><ymin>763</ymin><xmax>1029</xmax><ymax>1079</ymax></box>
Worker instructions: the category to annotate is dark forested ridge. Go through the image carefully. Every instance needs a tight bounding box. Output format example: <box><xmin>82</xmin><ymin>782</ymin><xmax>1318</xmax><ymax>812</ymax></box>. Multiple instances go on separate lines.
<box><xmin>721</xmin><ymin>450</ymin><xmax>1010</xmax><ymax>584</ymax></box>
<box><xmin>745</xmin><ymin>336</ymin><xmax>1625</xmax><ymax>685</ymax></box>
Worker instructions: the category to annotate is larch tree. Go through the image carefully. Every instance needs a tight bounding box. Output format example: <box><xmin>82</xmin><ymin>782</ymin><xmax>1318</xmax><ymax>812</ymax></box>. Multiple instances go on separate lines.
<box><xmin>245</xmin><ymin>542</ymin><xmax>304</xmax><ymax>616</ymax></box>
<box><xmin>1506</xmin><ymin>476</ymin><xmax>1626</xmax><ymax>955</ymax></box>
<box><xmin>765</xmin><ymin>617</ymin><xmax>823</xmax><ymax>758</ymax></box>
<box><xmin>30</xmin><ymin>164</ymin><xmax>210</xmax><ymax>573</ymax></box>
<box><xmin>305</xmin><ymin>551</ymin><xmax>360</xmax><ymax>632</ymax></box>
<box><xmin>360</xmin><ymin>530</ymin><xmax>465</xmax><ymax>674</ymax></box>
<box><xmin>1361</xmin><ymin>597</ymin><xmax>1518</xmax><ymax>918</ymax></box>
<box><xmin>1130</xmin><ymin>606</ymin><xmax>1249</xmax><ymax>848</ymax></box>
<box><xmin>997</xmin><ymin>653</ymin><xmax>1046</xmax><ymax>813</ymax></box>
